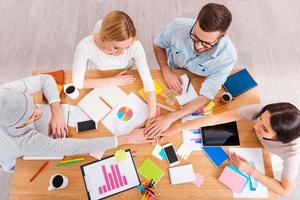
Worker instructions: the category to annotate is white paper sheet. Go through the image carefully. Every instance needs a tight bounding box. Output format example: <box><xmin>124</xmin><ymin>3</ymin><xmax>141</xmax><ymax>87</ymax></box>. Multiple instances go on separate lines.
<box><xmin>101</xmin><ymin>93</ymin><xmax>148</xmax><ymax>136</ymax></box>
<box><xmin>229</xmin><ymin>148</ymin><xmax>269</xmax><ymax>198</ymax></box>
<box><xmin>93</xmin><ymin>85</ymin><xmax>127</xmax><ymax>108</ymax></box>
<box><xmin>169</xmin><ymin>164</ymin><xmax>195</xmax><ymax>185</ymax></box>
<box><xmin>78</xmin><ymin>90</ymin><xmax>111</xmax><ymax>123</ymax></box>
<box><xmin>176</xmin><ymin>74</ymin><xmax>198</xmax><ymax>106</ymax></box>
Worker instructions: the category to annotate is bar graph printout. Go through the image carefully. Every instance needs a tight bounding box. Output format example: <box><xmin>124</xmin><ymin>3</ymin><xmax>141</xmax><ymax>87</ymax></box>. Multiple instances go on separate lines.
<box><xmin>81</xmin><ymin>150</ymin><xmax>140</xmax><ymax>200</ymax></box>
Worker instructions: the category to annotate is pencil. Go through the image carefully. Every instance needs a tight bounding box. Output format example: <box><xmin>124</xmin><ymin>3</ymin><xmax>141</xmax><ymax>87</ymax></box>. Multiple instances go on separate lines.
<box><xmin>29</xmin><ymin>161</ymin><xmax>49</xmax><ymax>182</ymax></box>
<box><xmin>56</xmin><ymin>160</ymin><xmax>82</xmax><ymax>167</ymax></box>
<box><xmin>59</xmin><ymin>157</ymin><xmax>84</xmax><ymax>164</ymax></box>
<box><xmin>186</xmin><ymin>77</ymin><xmax>191</xmax><ymax>93</ymax></box>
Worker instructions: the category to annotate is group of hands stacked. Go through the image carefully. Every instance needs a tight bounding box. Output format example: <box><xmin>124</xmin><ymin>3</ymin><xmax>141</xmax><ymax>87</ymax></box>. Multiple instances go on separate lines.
<box><xmin>46</xmin><ymin>69</ymin><xmax>255</xmax><ymax>175</ymax></box>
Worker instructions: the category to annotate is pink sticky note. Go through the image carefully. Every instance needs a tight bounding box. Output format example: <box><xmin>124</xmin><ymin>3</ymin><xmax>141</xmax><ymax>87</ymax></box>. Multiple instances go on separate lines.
<box><xmin>218</xmin><ymin>166</ymin><xmax>247</xmax><ymax>193</ymax></box>
<box><xmin>193</xmin><ymin>173</ymin><xmax>204</xmax><ymax>187</ymax></box>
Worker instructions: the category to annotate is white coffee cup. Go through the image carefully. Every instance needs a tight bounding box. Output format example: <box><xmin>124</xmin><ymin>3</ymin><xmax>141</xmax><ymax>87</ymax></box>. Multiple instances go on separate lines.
<box><xmin>221</xmin><ymin>92</ymin><xmax>233</xmax><ymax>103</ymax></box>
<box><xmin>63</xmin><ymin>83</ymin><xmax>79</xmax><ymax>100</ymax></box>
<box><xmin>48</xmin><ymin>173</ymin><xmax>69</xmax><ymax>191</ymax></box>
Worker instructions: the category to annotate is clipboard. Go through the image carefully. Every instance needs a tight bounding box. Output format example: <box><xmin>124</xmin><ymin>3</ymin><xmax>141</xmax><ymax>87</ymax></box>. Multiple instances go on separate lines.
<box><xmin>81</xmin><ymin>149</ymin><xmax>140</xmax><ymax>200</ymax></box>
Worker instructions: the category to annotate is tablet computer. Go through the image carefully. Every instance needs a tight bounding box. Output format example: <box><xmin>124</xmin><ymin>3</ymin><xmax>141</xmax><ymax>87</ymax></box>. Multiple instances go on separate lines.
<box><xmin>202</xmin><ymin>121</ymin><xmax>240</xmax><ymax>146</ymax></box>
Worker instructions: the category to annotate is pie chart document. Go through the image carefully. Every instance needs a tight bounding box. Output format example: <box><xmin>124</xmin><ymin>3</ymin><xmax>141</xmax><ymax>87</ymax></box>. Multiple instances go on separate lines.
<box><xmin>102</xmin><ymin>92</ymin><xmax>148</xmax><ymax>135</ymax></box>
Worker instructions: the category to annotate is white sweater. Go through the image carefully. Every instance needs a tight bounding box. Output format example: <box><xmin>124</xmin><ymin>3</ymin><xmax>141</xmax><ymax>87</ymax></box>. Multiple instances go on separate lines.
<box><xmin>72</xmin><ymin>22</ymin><xmax>155</xmax><ymax>91</ymax></box>
<box><xmin>0</xmin><ymin>75</ymin><xmax>116</xmax><ymax>171</ymax></box>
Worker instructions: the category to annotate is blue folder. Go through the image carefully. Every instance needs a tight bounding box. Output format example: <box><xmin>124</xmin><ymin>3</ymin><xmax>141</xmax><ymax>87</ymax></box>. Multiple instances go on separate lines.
<box><xmin>223</xmin><ymin>68</ymin><xmax>257</xmax><ymax>97</ymax></box>
<box><xmin>203</xmin><ymin>147</ymin><xmax>228</xmax><ymax>167</ymax></box>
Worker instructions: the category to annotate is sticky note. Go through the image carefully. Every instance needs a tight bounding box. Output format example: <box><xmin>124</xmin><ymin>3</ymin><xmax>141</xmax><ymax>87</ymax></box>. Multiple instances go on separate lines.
<box><xmin>151</xmin><ymin>144</ymin><xmax>163</xmax><ymax>160</ymax></box>
<box><xmin>138</xmin><ymin>80</ymin><xmax>164</xmax><ymax>99</ymax></box>
<box><xmin>57</xmin><ymin>84</ymin><xmax>63</xmax><ymax>93</ymax></box>
<box><xmin>138</xmin><ymin>158</ymin><xmax>165</xmax><ymax>184</ymax></box>
<box><xmin>114</xmin><ymin>149</ymin><xmax>127</xmax><ymax>162</ymax></box>
<box><xmin>177</xmin><ymin>143</ymin><xmax>193</xmax><ymax>160</ymax></box>
<box><xmin>203</xmin><ymin>101</ymin><xmax>215</xmax><ymax>112</ymax></box>
<box><xmin>193</xmin><ymin>173</ymin><xmax>204</xmax><ymax>187</ymax></box>
<box><xmin>159</xmin><ymin>149</ymin><xmax>167</xmax><ymax>160</ymax></box>
<box><xmin>218</xmin><ymin>165</ymin><xmax>248</xmax><ymax>193</ymax></box>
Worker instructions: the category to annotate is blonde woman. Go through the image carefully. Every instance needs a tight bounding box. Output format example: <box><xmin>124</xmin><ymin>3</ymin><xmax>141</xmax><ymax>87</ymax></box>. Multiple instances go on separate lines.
<box><xmin>72</xmin><ymin>10</ymin><xmax>156</xmax><ymax>119</ymax></box>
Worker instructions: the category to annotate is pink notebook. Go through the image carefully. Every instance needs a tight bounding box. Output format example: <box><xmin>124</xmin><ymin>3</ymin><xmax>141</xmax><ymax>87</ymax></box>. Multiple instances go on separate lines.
<box><xmin>218</xmin><ymin>166</ymin><xmax>248</xmax><ymax>193</ymax></box>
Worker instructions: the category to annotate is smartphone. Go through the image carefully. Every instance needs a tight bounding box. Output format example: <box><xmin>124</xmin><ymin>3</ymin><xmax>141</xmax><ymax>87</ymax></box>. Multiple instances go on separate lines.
<box><xmin>76</xmin><ymin>120</ymin><xmax>97</xmax><ymax>133</ymax></box>
<box><xmin>163</xmin><ymin>143</ymin><xmax>180</xmax><ymax>167</ymax></box>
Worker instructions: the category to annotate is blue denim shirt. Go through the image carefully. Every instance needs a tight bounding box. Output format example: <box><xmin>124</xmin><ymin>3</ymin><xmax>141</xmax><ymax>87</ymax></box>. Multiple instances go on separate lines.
<box><xmin>154</xmin><ymin>18</ymin><xmax>238</xmax><ymax>100</ymax></box>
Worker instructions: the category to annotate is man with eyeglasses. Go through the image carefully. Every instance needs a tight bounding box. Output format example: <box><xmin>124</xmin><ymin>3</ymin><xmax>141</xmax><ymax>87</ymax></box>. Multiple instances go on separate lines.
<box><xmin>145</xmin><ymin>3</ymin><xmax>237</xmax><ymax>137</ymax></box>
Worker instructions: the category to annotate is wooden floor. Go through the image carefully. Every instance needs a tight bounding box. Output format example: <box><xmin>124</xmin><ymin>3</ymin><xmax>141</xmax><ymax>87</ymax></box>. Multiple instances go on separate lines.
<box><xmin>0</xmin><ymin>0</ymin><xmax>299</xmax><ymax>200</ymax></box>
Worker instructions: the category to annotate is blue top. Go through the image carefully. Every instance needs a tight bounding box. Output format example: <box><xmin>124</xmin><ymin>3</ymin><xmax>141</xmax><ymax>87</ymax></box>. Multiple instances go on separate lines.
<box><xmin>154</xmin><ymin>18</ymin><xmax>238</xmax><ymax>99</ymax></box>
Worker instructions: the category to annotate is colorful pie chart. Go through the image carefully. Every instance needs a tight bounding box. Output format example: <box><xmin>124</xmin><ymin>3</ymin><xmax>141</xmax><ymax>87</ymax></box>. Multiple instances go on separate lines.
<box><xmin>117</xmin><ymin>107</ymin><xmax>133</xmax><ymax>122</ymax></box>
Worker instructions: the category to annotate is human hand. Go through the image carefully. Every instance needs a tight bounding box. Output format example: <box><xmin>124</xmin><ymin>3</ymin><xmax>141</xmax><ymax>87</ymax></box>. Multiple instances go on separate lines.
<box><xmin>162</xmin><ymin>69</ymin><xmax>183</xmax><ymax>95</ymax></box>
<box><xmin>112</xmin><ymin>70</ymin><xmax>137</xmax><ymax>86</ymax></box>
<box><xmin>144</xmin><ymin>115</ymin><xmax>174</xmax><ymax>138</ymax></box>
<box><xmin>125</xmin><ymin>127</ymin><xmax>155</xmax><ymax>144</ymax></box>
<box><xmin>49</xmin><ymin>111</ymin><xmax>68</xmax><ymax>139</ymax></box>
<box><xmin>229</xmin><ymin>153</ymin><xmax>255</xmax><ymax>175</ymax></box>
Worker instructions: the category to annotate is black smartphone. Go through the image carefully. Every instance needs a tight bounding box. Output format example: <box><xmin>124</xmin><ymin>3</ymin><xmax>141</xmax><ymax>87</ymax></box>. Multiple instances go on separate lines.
<box><xmin>76</xmin><ymin>120</ymin><xmax>97</xmax><ymax>133</ymax></box>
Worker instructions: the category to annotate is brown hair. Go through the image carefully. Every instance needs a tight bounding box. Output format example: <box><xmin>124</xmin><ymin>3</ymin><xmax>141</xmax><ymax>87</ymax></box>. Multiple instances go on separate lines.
<box><xmin>99</xmin><ymin>10</ymin><xmax>136</xmax><ymax>42</ymax></box>
<box><xmin>197</xmin><ymin>3</ymin><xmax>232</xmax><ymax>33</ymax></box>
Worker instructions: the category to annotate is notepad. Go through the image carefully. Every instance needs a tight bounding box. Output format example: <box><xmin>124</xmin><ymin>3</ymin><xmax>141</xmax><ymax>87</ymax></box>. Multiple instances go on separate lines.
<box><xmin>176</xmin><ymin>74</ymin><xmax>198</xmax><ymax>106</ymax></box>
<box><xmin>218</xmin><ymin>164</ymin><xmax>249</xmax><ymax>193</ymax></box>
<box><xmin>202</xmin><ymin>147</ymin><xmax>228</xmax><ymax>167</ymax></box>
<box><xmin>137</xmin><ymin>158</ymin><xmax>165</xmax><ymax>184</ymax></box>
<box><xmin>223</xmin><ymin>68</ymin><xmax>257</xmax><ymax>97</ymax></box>
<box><xmin>168</xmin><ymin>164</ymin><xmax>195</xmax><ymax>185</ymax></box>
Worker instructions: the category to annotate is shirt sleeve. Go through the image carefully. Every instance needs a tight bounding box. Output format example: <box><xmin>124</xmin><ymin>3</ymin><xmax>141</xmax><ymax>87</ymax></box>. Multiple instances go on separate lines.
<box><xmin>19</xmin><ymin>130</ymin><xmax>117</xmax><ymax>157</ymax></box>
<box><xmin>238</xmin><ymin>104</ymin><xmax>265</xmax><ymax>120</ymax></box>
<box><xmin>199</xmin><ymin>57</ymin><xmax>236</xmax><ymax>100</ymax></box>
<box><xmin>153</xmin><ymin>20</ymin><xmax>175</xmax><ymax>49</ymax></box>
<box><xmin>0</xmin><ymin>74</ymin><xmax>60</xmax><ymax>104</ymax></box>
<box><xmin>130</xmin><ymin>41</ymin><xmax>155</xmax><ymax>92</ymax></box>
<box><xmin>282</xmin><ymin>156</ymin><xmax>300</xmax><ymax>181</ymax></box>
<box><xmin>72</xmin><ymin>41</ymin><xmax>89</xmax><ymax>89</ymax></box>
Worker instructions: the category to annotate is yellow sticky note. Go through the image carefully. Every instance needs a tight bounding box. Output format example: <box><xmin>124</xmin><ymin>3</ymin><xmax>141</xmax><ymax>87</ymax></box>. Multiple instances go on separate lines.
<box><xmin>138</xmin><ymin>80</ymin><xmax>164</xmax><ymax>99</ymax></box>
<box><xmin>204</xmin><ymin>101</ymin><xmax>215</xmax><ymax>112</ymax></box>
<box><xmin>57</xmin><ymin>84</ymin><xmax>63</xmax><ymax>93</ymax></box>
<box><xmin>114</xmin><ymin>149</ymin><xmax>127</xmax><ymax>162</ymax></box>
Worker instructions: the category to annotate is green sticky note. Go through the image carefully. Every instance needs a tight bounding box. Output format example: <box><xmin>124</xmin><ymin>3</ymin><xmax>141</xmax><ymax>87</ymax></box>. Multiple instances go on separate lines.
<box><xmin>114</xmin><ymin>149</ymin><xmax>127</xmax><ymax>162</ymax></box>
<box><xmin>138</xmin><ymin>158</ymin><xmax>165</xmax><ymax>184</ymax></box>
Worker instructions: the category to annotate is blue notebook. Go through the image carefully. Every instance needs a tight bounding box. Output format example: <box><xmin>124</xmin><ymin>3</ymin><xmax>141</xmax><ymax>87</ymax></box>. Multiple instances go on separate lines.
<box><xmin>223</xmin><ymin>68</ymin><xmax>257</xmax><ymax>97</ymax></box>
<box><xmin>203</xmin><ymin>147</ymin><xmax>228</xmax><ymax>167</ymax></box>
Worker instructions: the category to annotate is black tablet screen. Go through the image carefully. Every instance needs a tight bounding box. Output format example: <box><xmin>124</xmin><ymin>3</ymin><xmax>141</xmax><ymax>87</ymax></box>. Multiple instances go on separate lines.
<box><xmin>202</xmin><ymin>121</ymin><xmax>240</xmax><ymax>146</ymax></box>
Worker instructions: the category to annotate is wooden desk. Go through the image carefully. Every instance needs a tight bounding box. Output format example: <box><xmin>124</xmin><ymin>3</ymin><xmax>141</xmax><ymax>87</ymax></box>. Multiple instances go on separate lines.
<box><xmin>10</xmin><ymin>69</ymin><xmax>277</xmax><ymax>200</ymax></box>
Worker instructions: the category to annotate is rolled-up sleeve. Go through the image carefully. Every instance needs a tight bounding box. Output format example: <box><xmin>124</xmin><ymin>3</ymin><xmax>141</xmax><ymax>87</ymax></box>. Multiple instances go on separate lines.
<box><xmin>200</xmin><ymin>55</ymin><xmax>236</xmax><ymax>100</ymax></box>
<box><xmin>153</xmin><ymin>21</ymin><xmax>174</xmax><ymax>49</ymax></box>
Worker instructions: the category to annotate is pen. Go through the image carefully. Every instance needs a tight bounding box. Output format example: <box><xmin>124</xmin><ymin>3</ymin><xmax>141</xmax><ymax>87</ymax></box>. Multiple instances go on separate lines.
<box><xmin>186</xmin><ymin>77</ymin><xmax>191</xmax><ymax>93</ymax></box>
<box><xmin>29</xmin><ymin>161</ymin><xmax>49</xmax><ymax>182</ymax></box>
<box><xmin>66</xmin><ymin>107</ymin><xmax>70</xmax><ymax>126</ymax></box>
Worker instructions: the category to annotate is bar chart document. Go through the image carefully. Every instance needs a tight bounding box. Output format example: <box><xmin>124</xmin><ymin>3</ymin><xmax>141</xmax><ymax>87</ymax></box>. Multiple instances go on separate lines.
<box><xmin>81</xmin><ymin>150</ymin><xmax>140</xmax><ymax>200</ymax></box>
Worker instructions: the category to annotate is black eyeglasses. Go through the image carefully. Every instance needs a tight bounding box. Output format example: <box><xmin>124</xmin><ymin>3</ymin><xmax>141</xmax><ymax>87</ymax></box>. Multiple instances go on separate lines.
<box><xmin>189</xmin><ymin>22</ymin><xmax>224</xmax><ymax>50</ymax></box>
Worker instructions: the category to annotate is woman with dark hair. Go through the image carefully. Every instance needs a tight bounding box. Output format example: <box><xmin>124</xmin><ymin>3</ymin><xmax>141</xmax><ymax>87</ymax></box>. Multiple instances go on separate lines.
<box><xmin>162</xmin><ymin>103</ymin><xmax>300</xmax><ymax>196</ymax></box>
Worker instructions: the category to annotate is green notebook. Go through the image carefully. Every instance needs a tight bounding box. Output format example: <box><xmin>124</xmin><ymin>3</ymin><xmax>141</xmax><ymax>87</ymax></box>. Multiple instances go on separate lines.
<box><xmin>138</xmin><ymin>158</ymin><xmax>165</xmax><ymax>184</ymax></box>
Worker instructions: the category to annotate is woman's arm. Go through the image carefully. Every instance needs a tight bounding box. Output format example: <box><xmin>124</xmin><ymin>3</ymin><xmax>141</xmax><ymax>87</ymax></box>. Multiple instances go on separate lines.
<box><xmin>145</xmin><ymin>91</ymin><xmax>157</xmax><ymax>118</ymax></box>
<box><xmin>229</xmin><ymin>153</ymin><xmax>295</xmax><ymax>196</ymax></box>
<box><xmin>162</xmin><ymin>108</ymin><xmax>242</xmax><ymax>137</ymax></box>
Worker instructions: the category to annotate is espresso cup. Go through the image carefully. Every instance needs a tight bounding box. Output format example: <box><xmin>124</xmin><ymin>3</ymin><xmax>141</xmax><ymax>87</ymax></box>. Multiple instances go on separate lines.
<box><xmin>48</xmin><ymin>174</ymin><xmax>69</xmax><ymax>191</ymax></box>
<box><xmin>63</xmin><ymin>83</ymin><xmax>79</xmax><ymax>100</ymax></box>
<box><xmin>221</xmin><ymin>92</ymin><xmax>233</xmax><ymax>103</ymax></box>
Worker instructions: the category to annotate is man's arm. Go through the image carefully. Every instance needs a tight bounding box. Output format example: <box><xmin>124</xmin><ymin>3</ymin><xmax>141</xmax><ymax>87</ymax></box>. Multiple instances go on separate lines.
<box><xmin>153</xmin><ymin>44</ymin><xmax>183</xmax><ymax>94</ymax></box>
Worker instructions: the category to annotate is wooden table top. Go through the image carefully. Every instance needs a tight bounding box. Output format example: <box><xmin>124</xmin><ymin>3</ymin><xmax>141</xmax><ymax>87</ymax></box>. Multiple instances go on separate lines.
<box><xmin>10</xmin><ymin>68</ymin><xmax>277</xmax><ymax>200</ymax></box>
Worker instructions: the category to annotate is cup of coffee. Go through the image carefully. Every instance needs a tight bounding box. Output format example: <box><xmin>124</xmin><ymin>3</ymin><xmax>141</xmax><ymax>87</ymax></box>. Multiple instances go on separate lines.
<box><xmin>221</xmin><ymin>92</ymin><xmax>233</xmax><ymax>103</ymax></box>
<box><xmin>48</xmin><ymin>173</ymin><xmax>69</xmax><ymax>191</ymax></box>
<box><xmin>63</xmin><ymin>83</ymin><xmax>79</xmax><ymax>100</ymax></box>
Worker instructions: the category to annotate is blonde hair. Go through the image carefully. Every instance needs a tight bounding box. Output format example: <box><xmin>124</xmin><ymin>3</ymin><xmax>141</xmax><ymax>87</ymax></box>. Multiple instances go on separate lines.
<box><xmin>99</xmin><ymin>10</ymin><xmax>136</xmax><ymax>42</ymax></box>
